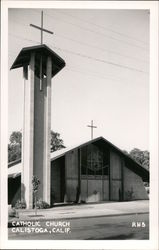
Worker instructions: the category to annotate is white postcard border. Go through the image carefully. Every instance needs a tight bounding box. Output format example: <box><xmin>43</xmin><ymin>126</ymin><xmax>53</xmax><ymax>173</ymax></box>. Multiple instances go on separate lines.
<box><xmin>1</xmin><ymin>1</ymin><xmax>158</xmax><ymax>249</ymax></box>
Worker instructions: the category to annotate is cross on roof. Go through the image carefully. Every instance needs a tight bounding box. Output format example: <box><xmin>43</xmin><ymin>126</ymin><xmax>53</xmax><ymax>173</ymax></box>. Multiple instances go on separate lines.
<box><xmin>30</xmin><ymin>10</ymin><xmax>53</xmax><ymax>44</ymax></box>
<box><xmin>30</xmin><ymin>11</ymin><xmax>53</xmax><ymax>91</ymax></box>
<box><xmin>87</xmin><ymin>120</ymin><xmax>97</xmax><ymax>140</ymax></box>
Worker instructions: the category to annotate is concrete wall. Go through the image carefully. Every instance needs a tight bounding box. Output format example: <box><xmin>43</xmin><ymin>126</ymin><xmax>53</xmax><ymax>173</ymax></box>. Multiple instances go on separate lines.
<box><xmin>65</xmin><ymin>149</ymin><xmax>78</xmax><ymax>201</ymax></box>
<box><xmin>33</xmin><ymin>57</ymin><xmax>52</xmax><ymax>204</ymax></box>
<box><xmin>81</xmin><ymin>178</ymin><xmax>109</xmax><ymax>202</ymax></box>
<box><xmin>123</xmin><ymin>166</ymin><xmax>148</xmax><ymax>200</ymax></box>
<box><xmin>22</xmin><ymin>55</ymin><xmax>52</xmax><ymax>208</ymax></box>
<box><xmin>43</xmin><ymin>57</ymin><xmax>52</xmax><ymax>204</ymax></box>
<box><xmin>22</xmin><ymin>56</ymin><xmax>34</xmax><ymax>209</ymax></box>
<box><xmin>87</xmin><ymin>179</ymin><xmax>102</xmax><ymax>202</ymax></box>
<box><xmin>81</xmin><ymin>179</ymin><xmax>87</xmax><ymax>201</ymax></box>
<box><xmin>110</xmin><ymin>150</ymin><xmax>122</xmax><ymax>201</ymax></box>
<box><xmin>103</xmin><ymin>179</ymin><xmax>109</xmax><ymax>200</ymax></box>
<box><xmin>33</xmin><ymin>75</ymin><xmax>45</xmax><ymax>199</ymax></box>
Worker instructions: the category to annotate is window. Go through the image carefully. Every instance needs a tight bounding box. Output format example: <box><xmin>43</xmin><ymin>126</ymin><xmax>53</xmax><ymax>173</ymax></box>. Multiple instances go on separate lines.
<box><xmin>81</xmin><ymin>144</ymin><xmax>109</xmax><ymax>176</ymax></box>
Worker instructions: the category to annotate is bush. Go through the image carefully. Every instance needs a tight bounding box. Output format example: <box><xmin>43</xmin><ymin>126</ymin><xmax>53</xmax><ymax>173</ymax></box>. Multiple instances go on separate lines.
<box><xmin>8</xmin><ymin>207</ymin><xmax>16</xmax><ymax>217</ymax></box>
<box><xmin>36</xmin><ymin>199</ymin><xmax>50</xmax><ymax>209</ymax></box>
<box><xmin>145</xmin><ymin>186</ymin><xmax>149</xmax><ymax>194</ymax></box>
<box><xmin>14</xmin><ymin>199</ymin><xmax>26</xmax><ymax>209</ymax></box>
<box><xmin>144</xmin><ymin>182</ymin><xmax>149</xmax><ymax>187</ymax></box>
<box><xmin>125</xmin><ymin>187</ymin><xmax>135</xmax><ymax>201</ymax></box>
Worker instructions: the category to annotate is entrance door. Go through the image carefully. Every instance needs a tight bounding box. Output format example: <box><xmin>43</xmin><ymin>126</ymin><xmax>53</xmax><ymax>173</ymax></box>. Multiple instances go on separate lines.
<box><xmin>51</xmin><ymin>157</ymin><xmax>65</xmax><ymax>205</ymax></box>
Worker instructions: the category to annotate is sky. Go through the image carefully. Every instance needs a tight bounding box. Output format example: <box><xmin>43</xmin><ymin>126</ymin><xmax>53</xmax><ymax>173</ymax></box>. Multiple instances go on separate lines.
<box><xmin>8</xmin><ymin>8</ymin><xmax>149</xmax><ymax>151</ymax></box>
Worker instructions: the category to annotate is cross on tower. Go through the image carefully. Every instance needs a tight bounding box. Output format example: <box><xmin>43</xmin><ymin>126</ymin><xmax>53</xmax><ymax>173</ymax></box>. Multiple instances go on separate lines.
<box><xmin>30</xmin><ymin>11</ymin><xmax>53</xmax><ymax>91</ymax></box>
<box><xmin>30</xmin><ymin>11</ymin><xmax>53</xmax><ymax>44</ymax></box>
<box><xmin>87</xmin><ymin>120</ymin><xmax>97</xmax><ymax>140</ymax></box>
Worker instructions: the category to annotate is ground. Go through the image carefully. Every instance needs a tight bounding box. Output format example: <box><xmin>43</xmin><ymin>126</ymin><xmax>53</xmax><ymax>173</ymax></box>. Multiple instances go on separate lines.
<box><xmin>8</xmin><ymin>200</ymin><xmax>149</xmax><ymax>240</ymax></box>
<box><xmin>9</xmin><ymin>214</ymin><xmax>148</xmax><ymax>240</ymax></box>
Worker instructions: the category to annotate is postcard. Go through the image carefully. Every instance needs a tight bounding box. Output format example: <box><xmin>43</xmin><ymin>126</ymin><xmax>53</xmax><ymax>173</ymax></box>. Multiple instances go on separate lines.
<box><xmin>0</xmin><ymin>1</ymin><xmax>158</xmax><ymax>249</ymax></box>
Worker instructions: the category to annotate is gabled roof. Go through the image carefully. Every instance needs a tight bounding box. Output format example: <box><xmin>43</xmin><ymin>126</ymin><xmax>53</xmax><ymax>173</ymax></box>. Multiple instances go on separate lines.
<box><xmin>50</xmin><ymin>136</ymin><xmax>124</xmax><ymax>160</ymax></box>
<box><xmin>50</xmin><ymin>136</ymin><xmax>149</xmax><ymax>181</ymax></box>
<box><xmin>8</xmin><ymin>136</ymin><xmax>149</xmax><ymax>181</ymax></box>
<box><xmin>8</xmin><ymin>162</ymin><xmax>21</xmax><ymax>178</ymax></box>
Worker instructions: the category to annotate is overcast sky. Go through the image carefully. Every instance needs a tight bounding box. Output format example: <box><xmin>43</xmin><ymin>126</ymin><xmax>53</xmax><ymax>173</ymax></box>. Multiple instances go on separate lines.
<box><xmin>8</xmin><ymin>8</ymin><xmax>149</xmax><ymax>151</ymax></box>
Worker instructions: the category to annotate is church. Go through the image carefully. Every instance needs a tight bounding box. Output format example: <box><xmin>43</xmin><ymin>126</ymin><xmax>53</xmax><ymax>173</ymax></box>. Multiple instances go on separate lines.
<box><xmin>8</xmin><ymin>15</ymin><xmax>149</xmax><ymax>208</ymax></box>
<box><xmin>8</xmin><ymin>136</ymin><xmax>149</xmax><ymax>207</ymax></box>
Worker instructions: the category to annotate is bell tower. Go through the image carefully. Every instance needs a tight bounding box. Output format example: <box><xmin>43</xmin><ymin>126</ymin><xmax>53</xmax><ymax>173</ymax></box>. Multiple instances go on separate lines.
<box><xmin>10</xmin><ymin>45</ymin><xmax>65</xmax><ymax>208</ymax></box>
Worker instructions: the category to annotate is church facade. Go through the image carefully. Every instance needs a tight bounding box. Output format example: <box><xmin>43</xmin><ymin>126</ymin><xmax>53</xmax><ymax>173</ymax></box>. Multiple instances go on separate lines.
<box><xmin>8</xmin><ymin>137</ymin><xmax>149</xmax><ymax>206</ymax></box>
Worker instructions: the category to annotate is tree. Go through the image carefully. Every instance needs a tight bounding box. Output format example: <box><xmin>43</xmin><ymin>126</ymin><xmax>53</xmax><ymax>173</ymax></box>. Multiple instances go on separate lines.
<box><xmin>8</xmin><ymin>131</ymin><xmax>22</xmax><ymax>163</ymax></box>
<box><xmin>124</xmin><ymin>148</ymin><xmax>149</xmax><ymax>187</ymax></box>
<box><xmin>123</xmin><ymin>150</ymin><xmax>129</xmax><ymax>155</ymax></box>
<box><xmin>8</xmin><ymin>130</ymin><xmax>65</xmax><ymax>163</ymax></box>
<box><xmin>129</xmin><ymin>148</ymin><xmax>149</xmax><ymax>170</ymax></box>
<box><xmin>32</xmin><ymin>175</ymin><xmax>40</xmax><ymax>215</ymax></box>
<box><xmin>50</xmin><ymin>131</ymin><xmax>65</xmax><ymax>152</ymax></box>
<box><xmin>9</xmin><ymin>131</ymin><xmax>22</xmax><ymax>145</ymax></box>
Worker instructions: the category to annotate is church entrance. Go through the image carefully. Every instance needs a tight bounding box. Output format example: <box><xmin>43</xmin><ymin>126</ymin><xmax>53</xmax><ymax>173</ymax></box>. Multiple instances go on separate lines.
<box><xmin>8</xmin><ymin>175</ymin><xmax>21</xmax><ymax>206</ymax></box>
<box><xmin>51</xmin><ymin>156</ymin><xmax>65</xmax><ymax>205</ymax></box>
<box><xmin>80</xmin><ymin>143</ymin><xmax>110</xmax><ymax>202</ymax></box>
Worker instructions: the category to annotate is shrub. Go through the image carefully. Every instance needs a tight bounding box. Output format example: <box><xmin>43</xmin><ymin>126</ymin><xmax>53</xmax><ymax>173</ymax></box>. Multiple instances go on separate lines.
<box><xmin>145</xmin><ymin>186</ymin><xmax>149</xmax><ymax>194</ymax></box>
<box><xmin>14</xmin><ymin>199</ymin><xmax>26</xmax><ymax>209</ymax></box>
<box><xmin>125</xmin><ymin>187</ymin><xmax>135</xmax><ymax>201</ymax></box>
<box><xmin>8</xmin><ymin>207</ymin><xmax>16</xmax><ymax>218</ymax></box>
<box><xmin>36</xmin><ymin>199</ymin><xmax>50</xmax><ymax>209</ymax></box>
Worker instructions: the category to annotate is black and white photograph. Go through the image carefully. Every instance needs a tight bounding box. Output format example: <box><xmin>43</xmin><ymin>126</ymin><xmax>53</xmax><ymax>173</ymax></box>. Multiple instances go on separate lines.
<box><xmin>0</xmin><ymin>1</ymin><xmax>158</xmax><ymax>249</ymax></box>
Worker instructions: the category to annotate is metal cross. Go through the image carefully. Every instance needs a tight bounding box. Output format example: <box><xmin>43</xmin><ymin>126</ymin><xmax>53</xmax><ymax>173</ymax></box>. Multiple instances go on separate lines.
<box><xmin>87</xmin><ymin>120</ymin><xmax>97</xmax><ymax>140</ymax></box>
<box><xmin>30</xmin><ymin>10</ymin><xmax>53</xmax><ymax>44</ymax></box>
<box><xmin>30</xmin><ymin>11</ymin><xmax>53</xmax><ymax>91</ymax></box>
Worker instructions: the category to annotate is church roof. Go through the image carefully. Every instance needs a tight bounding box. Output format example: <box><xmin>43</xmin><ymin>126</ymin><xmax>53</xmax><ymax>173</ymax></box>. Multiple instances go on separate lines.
<box><xmin>8</xmin><ymin>136</ymin><xmax>149</xmax><ymax>181</ymax></box>
<box><xmin>10</xmin><ymin>44</ymin><xmax>65</xmax><ymax>78</ymax></box>
<box><xmin>50</xmin><ymin>136</ymin><xmax>149</xmax><ymax>181</ymax></box>
<box><xmin>50</xmin><ymin>136</ymin><xmax>124</xmax><ymax>160</ymax></box>
<box><xmin>8</xmin><ymin>162</ymin><xmax>21</xmax><ymax>178</ymax></box>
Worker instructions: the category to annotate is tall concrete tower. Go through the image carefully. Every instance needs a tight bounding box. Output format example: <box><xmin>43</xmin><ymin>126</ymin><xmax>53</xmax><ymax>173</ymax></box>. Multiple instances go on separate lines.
<box><xmin>11</xmin><ymin>45</ymin><xmax>65</xmax><ymax>208</ymax></box>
